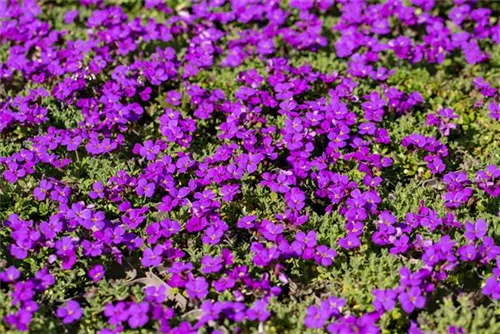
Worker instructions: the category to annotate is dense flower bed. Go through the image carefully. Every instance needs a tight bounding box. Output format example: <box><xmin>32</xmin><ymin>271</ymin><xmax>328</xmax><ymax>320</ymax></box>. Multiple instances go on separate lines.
<box><xmin>1</xmin><ymin>0</ymin><xmax>500</xmax><ymax>333</ymax></box>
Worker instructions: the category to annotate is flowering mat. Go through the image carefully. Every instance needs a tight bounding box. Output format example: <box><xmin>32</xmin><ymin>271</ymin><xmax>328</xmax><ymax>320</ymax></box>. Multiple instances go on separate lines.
<box><xmin>1</xmin><ymin>0</ymin><xmax>500</xmax><ymax>333</ymax></box>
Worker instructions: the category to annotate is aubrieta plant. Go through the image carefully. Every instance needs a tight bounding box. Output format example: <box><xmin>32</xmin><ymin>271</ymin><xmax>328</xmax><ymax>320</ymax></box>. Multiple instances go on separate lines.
<box><xmin>0</xmin><ymin>0</ymin><xmax>500</xmax><ymax>333</ymax></box>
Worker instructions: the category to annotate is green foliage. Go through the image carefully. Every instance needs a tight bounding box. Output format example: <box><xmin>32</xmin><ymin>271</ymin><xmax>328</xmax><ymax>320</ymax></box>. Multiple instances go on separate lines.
<box><xmin>419</xmin><ymin>295</ymin><xmax>500</xmax><ymax>334</ymax></box>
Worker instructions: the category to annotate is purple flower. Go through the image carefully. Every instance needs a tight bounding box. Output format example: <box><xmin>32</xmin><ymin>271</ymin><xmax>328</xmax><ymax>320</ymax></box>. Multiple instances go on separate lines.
<box><xmin>338</xmin><ymin>233</ymin><xmax>361</xmax><ymax>250</ymax></box>
<box><xmin>88</xmin><ymin>181</ymin><xmax>105</xmax><ymax>199</ymax></box>
<box><xmin>33</xmin><ymin>179</ymin><xmax>52</xmax><ymax>201</ymax></box>
<box><xmin>136</xmin><ymin>179</ymin><xmax>155</xmax><ymax>197</ymax></box>
<box><xmin>144</xmin><ymin>285</ymin><xmax>167</xmax><ymax>304</ymax></box>
<box><xmin>464</xmin><ymin>219</ymin><xmax>487</xmax><ymax>241</ymax></box>
<box><xmin>57</xmin><ymin>300</ymin><xmax>83</xmax><ymax>324</ymax></box>
<box><xmin>141</xmin><ymin>246</ymin><xmax>163</xmax><ymax>267</ymax></box>
<box><xmin>3</xmin><ymin>163</ymin><xmax>26</xmax><ymax>183</ymax></box>
<box><xmin>63</xmin><ymin>9</ymin><xmax>78</xmax><ymax>24</ymax></box>
<box><xmin>166</xmin><ymin>90</ymin><xmax>182</xmax><ymax>106</ymax></box>
<box><xmin>0</xmin><ymin>266</ymin><xmax>20</xmax><ymax>283</ymax></box>
<box><xmin>4</xmin><ymin>310</ymin><xmax>33</xmax><ymax>331</ymax></box>
<box><xmin>139</xmin><ymin>140</ymin><xmax>161</xmax><ymax>160</ymax></box>
<box><xmin>398</xmin><ymin>287</ymin><xmax>426</xmax><ymax>313</ymax></box>
<box><xmin>483</xmin><ymin>268</ymin><xmax>500</xmax><ymax>299</ymax></box>
<box><xmin>201</xmin><ymin>255</ymin><xmax>223</xmax><ymax>274</ymax></box>
<box><xmin>88</xmin><ymin>264</ymin><xmax>105</xmax><ymax>282</ymax></box>
<box><xmin>304</xmin><ymin>305</ymin><xmax>328</xmax><ymax>329</ymax></box>
<box><xmin>50</xmin><ymin>185</ymin><xmax>71</xmax><ymax>203</ymax></box>
<box><xmin>443</xmin><ymin>188</ymin><xmax>472</xmax><ymax>209</ymax></box>
<box><xmin>185</xmin><ymin>277</ymin><xmax>209</xmax><ymax>299</ymax></box>
<box><xmin>220</xmin><ymin>184</ymin><xmax>240</xmax><ymax>201</ymax></box>
<box><xmin>202</xmin><ymin>227</ymin><xmax>223</xmax><ymax>245</ymax></box>
<box><xmin>296</xmin><ymin>231</ymin><xmax>317</xmax><ymax>248</ymax></box>
<box><xmin>35</xmin><ymin>267</ymin><xmax>55</xmax><ymax>290</ymax></box>
<box><xmin>103</xmin><ymin>302</ymin><xmax>129</xmax><ymax>325</ymax></box>
<box><xmin>458</xmin><ymin>243</ymin><xmax>477</xmax><ymax>261</ymax></box>
<box><xmin>390</xmin><ymin>235</ymin><xmax>410</xmax><ymax>255</ymax></box>
<box><xmin>473</xmin><ymin>77</ymin><xmax>497</xmax><ymax>97</ymax></box>
<box><xmin>373</xmin><ymin>289</ymin><xmax>397</xmax><ymax>312</ymax></box>
<box><xmin>321</xmin><ymin>296</ymin><xmax>345</xmax><ymax>317</ymax></box>
<box><xmin>246</xmin><ymin>299</ymin><xmax>270</xmax><ymax>322</ymax></box>
<box><xmin>314</xmin><ymin>245</ymin><xmax>337</xmax><ymax>266</ymax></box>
<box><xmin>237</xmin><ymin>215</ymin><xmax>256</xmax><ymax>229</ymax></box>
<box><xmin>463</xmin><ymin>39</ymin><xmax>487</xmax><ymax>65</ymax></box>
<box><xmin>287</xmin><ymin>187</ymin><xmax>305</xmax><ymax>211</ymax></box>
<box><xmin>127</xmin><ymin>302</ymin><xmax>149</xmax><ymax>328</ymax></box>
<box><xmin>489</xmin><ymin>102</ymin><xmax>500</xmax><ymax>121</ymax></box>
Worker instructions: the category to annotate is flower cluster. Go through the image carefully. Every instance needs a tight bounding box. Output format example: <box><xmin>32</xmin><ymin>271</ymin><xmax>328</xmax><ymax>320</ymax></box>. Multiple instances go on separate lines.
<box><xmin>475</xmin><ymin>165</ymin><xmax>500</xmax><ymax>197</ymax></box>
<box><xmin>402</xmin><ymin>134</ymin><xmax>448</xmax><ymax>174</ymax></box>
<box><xmin>426</xmin><ymin>108</ymin><xmax>460</xmax><ymax>137</ymax></box>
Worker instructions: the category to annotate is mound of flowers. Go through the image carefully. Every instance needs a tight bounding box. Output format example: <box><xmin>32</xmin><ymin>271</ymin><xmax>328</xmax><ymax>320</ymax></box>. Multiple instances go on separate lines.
<box><xmin>0</xmin><ymin>0</ymin><xmax>499</xmax><ymax>333</ymax></box>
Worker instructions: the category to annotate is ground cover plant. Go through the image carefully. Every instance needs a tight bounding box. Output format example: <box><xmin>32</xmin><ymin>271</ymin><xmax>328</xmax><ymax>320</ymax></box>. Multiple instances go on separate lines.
<box><xmin>0</xmin><ymin>0</ymin><xmax>500</xmax><ymax>333</ymax></box>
